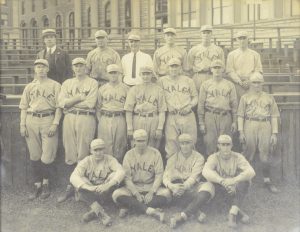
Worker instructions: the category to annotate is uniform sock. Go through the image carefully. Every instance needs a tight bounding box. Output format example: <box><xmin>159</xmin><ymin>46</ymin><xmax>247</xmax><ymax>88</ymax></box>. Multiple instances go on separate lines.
<box><xmin>264</xmin><ymin>177</ymin><xmax>271</xmax><ymax>183</ymax></box>
<box><xmin>184</xmin><ymin>191</ymin><xmax>211</xmax><ymax>217</ymax></box>
<box><xmin>41</xmin><ymin>162</ymin><xmax>52</xmax><ymax>180</ymax></box>
<box><xmin>42</xmin><ymin>178</ymin><xmax>49</xmax><ymax>185</ymax></box>
<box><xmin>262</xmin><ymin>163</ymin><xmax>271</xmax><ymax>179</ymax></box>
<box><xmin>229</xmin><ymin>205</ymin><xmax>239</xmax><ymax>215</ymax></box>
<box><xmin>35</xmin><ymin>182</ymin><xmax>42</xmax><ymax>188</ymax></box>
<box><xmin>31</xmin><ymin>160</ymin><xmax>42</xmax><ymax>183</ymax></box>
<box><xmin>116</xmin><ymin>196</ymin><xmax>147</xmax><ymax>214</ymax></box>
<box><xmin>147</xmin><ymin>195</ymin><xmax>168</xmax><ymax>208</ymax></box>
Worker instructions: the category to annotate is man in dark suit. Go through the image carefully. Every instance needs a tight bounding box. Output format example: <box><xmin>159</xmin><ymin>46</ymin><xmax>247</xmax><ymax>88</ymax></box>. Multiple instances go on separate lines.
<box><xmin>37</xmin><ymin>29</ymin><xmax>73</xmax><ymax>84</ymax></box>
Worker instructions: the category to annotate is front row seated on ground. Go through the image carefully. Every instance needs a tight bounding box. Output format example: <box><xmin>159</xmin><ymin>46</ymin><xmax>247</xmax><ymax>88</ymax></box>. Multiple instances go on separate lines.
<box><xmin>69</xmin><ymin>130</ymin><xmax>255</xmax><ymax>229</ymax></box>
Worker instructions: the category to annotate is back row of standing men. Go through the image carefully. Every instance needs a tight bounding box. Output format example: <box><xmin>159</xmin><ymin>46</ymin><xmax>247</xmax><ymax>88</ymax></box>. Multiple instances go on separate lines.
<box><xmin>19</xmin><ymin>25</ymin><xmax>280</xmax><ymax>228</ymax></box>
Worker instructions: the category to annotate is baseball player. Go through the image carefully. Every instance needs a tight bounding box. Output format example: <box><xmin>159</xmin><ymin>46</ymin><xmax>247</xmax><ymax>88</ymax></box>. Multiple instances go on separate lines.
<box><xmin>153</xmin><ymin>28</ymin><xmax>188</xmax><ymax>77</ymax></box>
<box><xmin>226</xmin><ymin>31</ymin><xmax>263</xmax><ymax>100</ymax></box>
<box><xmin>238</xmin><ymin>73</ymin><xmax>280</xmax><ymax>193</ymax></box>
<box><xmin>19</xmin><ymin>59</ymin><xmax>62</xmax><ymax>200</ymax></box>
<box><xmin>124</xmin><ymin>65</ymin><xmax>167</xmax><ymax>149</ymax></box>
<box><xmin>187</xmin><ymin>25</ymin><xmax>225</xmax><ymax>93</ymax></box>
<box><xmin>37</xmin><ymin>29</ymin><xmax>73</xmax><ymax>84</ymax></box>
<box><xmin>112</xmin><ymin>129</ymin><xmax>171</xmax><ymax>222</ymax></box>
<box><xmin>121</xmin><ymin>33</ymin><xmax>153</xmax><ymax>86</ymax></box>
<box><xmin>163</xmin><ymin>133</ymin><xmax>209</xmax><ymax>229</ymax></box>
<box><xmin>96</xmin><ymin>64</ymin><xmax>129</xmax><ymax>162</ymax></box>
<box><xmin>70</xmin><ymin>139</ymin><xmax>125</xmax><ymax>226</ymax></box>
<box><xmin>57</xmin><ymin>57</ymin><xmax>98</xmax><ymax>203</ymax></box>
<box><xmin>86</xmin><ymin>30</ymin><xmax>121</xmax><ymax>86</ymax></box>
<box><xmin>198</xmin><ymin>59</ymin><xmax>238</xmax><ymax>156</ymax></box>
<box><xmin>157</xmin><ymin>58</ymin><xmax>198</xmax><ymax>159</ymax></box>
<box><xmin>202</xmin><ymin>135</ymin><xmax>256</xmax><ymax>228</ymax></box>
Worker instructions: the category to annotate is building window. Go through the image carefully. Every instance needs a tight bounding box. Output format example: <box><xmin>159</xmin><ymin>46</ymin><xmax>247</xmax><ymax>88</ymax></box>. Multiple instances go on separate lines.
<box><xmin>56</xmin><ymin>15</ymin><xmax>62</xmax><ymax>43</ymax></box>
<box><xmin>155</xmin><ymin>0</ymin><xmax>168</xmax><ymax>31</ymax></box>
<box><xmin>32</xmin><ymin>0</ymin><xmax>35</xmax><ymax>12</ymax></box>
<box><xmin>87</xmin><ymin>7</ymin><xmax>91</xmax><ymax>37</ymax></box>
<box><xmin>30</xmin><ymin>18</ymin><xmax>38</xmax><ymax>46</ymax></box>
<box><xmin>43</xmin><ymin>16</ymin><xmax>49</xmax><ymax>27</ymax></box>
<box><xmin>105</xmin><ymin>1</ymin><xmax>111</xmax><ymax>34</ymax></box>
<box><xmin>212</xmin><ymin>0</ymin><xmax>233</xmax><ymax>25</ymax></box>
<box><xmin>43</xmin><ymin>0</ymin><xmax>47</xmax><ymax>9</ymax></box>
<box><xmin>285</xmin><ymin>0</ymin><xmax>300</xmax><ymax>16</ymax></box>
<box><xmin>21</xmin><ymin>22</ymin><xmax>28</xmax><ymax>46</ymax></box>
<box><xmin>69</xmin><ymin>12</ymin><xmax>75</xmax><ymax>43</ymax></box>
<box><xmin>248</xmin><ymin>0</ymin><xmax>271</xmax><ymax>21</ymax></box>
<box><xmin>125</xmin><ymin>0</ymin><xmax>131</xmax><ymax>32</ymax></box>
<box><xmin>1</xmin><ymin>13</ymin><xmax>8</xmax><ymax>26</ymax></box>
<box><xmin>179</xmin><ymin>0</ymin><xmax>196</xmax><ymax>27</ymax></box>
<box><xmin>21</xmin><ymin>1</ymin><xmax>25</xmax><ymax>14</ymax></box>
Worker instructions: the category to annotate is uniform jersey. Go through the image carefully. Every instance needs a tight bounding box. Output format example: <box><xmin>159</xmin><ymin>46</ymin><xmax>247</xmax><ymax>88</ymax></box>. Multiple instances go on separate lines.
<box><xmin>86</xmin><ymin>47</ymin><xmax>121</xmax><ymax>81</ymax></box>
<box><xmin>187</xmin><ymin>44</ymin><xmax>224</xmax><ymax>73</ymax></box>
<box><xmin>124</xmin><ymin>83</ymin><xmax>167</xmax><ymax>114</ymax></box>
<box><xmin>226</xmin><ymin>48</ymin><xmax>263</xmax><ymax>83</ymax></box>
<box><xmin>157</xmin><ymin>75</ymin><xmax>197</xmax><ymax>112</ymax></box>
<box><xmin>198</xmin><ymin>78</ymin><xmax>237</xmax><ymax>123</ymax></box>
<box><xmin>203</xmin><ymin>151</ymin><xmax>255</xmax><ymax>179</ymax></box>
<box><xmin>153</xmin><ymin>45</ymin><xmax>188</xmax><ymax>76</ymax></box>
<box><xmin>58</xmin><ymin>76</ymin><xmax>98</xmax><ymax>112</ymax></box>
<box><xmin>97</xmin><ymin>82</ymin><xmax>129</xmax><ymax>112</ymax></box>
<box><xmin>70</xmin><ymin>154</ymin><xmax>125</xmax><ymax>188</ymax></box>
<box><xmin>19</xmin><ymin>78</ymin><xmax>61</xmax><ymax>113</ymax></box>
<box><xmin>237</xmin><ymin>92</ymin><xmax>280</xmax><ymax>118</ymax></box>
<box><xmin>123</xmin><ymin>147</ymin><xmax>164</xmax><ymax>192</ymax></box>
<box><xmin>163</xmin><ymin>150</ymin><xmax>205</xmax><ymax>189</ymax></box>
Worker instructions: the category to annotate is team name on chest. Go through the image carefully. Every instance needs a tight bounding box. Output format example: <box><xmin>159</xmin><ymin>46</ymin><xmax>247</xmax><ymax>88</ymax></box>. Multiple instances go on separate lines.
<box><xmin>246</xmin><ymin>99</ymin><xmax>270</xmax><ymax>111</ymax></box>
<box><xmin>195</xmin><ymin>50</ymin><xmax>220</xmax><ymax>61</ymax></box>
<box><xmin>163</xmin><ymin>84</ymin><xmax>190</xmax><ymax>95</ymax></box>
<box><xmin>208</xmin><ymin>88</ymin><xmax>230</xmax><ymax>98</ymax></box>
<box><xmin>136</xmin><ymin>94</ymin><xmax>158</xmax><ymax>106</ymax></box>
<box><xmin>67</xmin><ymin>87</ymin><xmax>90</xmax><ymax>96</ymax></box>
<box><xmin>175</xmin><ymin>164</ymin><xmax>192</xmax><ymax>173</ymax></box>
<box><xmin>131</xmin><ymin>162</ymin><xmax>154</xmax><ymax>173</ymax></box>
<box><xmin>103</xmin><ymin>92</ymin><xmax>126</xmax><ymax>103</ymax></box>
<box><xmin>30</xmin><ymin>88</ymin><xmax>55</xmax><ymax>101</ymax></box>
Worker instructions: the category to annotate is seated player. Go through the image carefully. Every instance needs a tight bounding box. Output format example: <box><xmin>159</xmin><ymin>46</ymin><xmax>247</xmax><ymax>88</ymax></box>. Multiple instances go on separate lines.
<box><xmin>163</xmin><ymin>133</ymin><xmax>209</xmax><ymax>228</ymax></box>
<box><xmin>70</xmin><ymin>139</ymin><xmax>125</xmax><ymax>226</ymax></box>
<box><xmin>112</xmin><ymin>129</ymin><xmax>171</xmax><ymax>222</ymax></box>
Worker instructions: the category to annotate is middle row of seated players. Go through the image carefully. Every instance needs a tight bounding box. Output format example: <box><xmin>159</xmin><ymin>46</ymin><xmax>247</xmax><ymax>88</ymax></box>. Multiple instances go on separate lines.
<box><xmin>70</xmin><ymin>131</ymin><xmax>255</xmax><ymax>229</ymax></box>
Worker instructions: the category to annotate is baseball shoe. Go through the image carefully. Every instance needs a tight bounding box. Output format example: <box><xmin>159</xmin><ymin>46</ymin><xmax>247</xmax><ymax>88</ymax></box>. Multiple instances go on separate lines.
<box><xmin>146</xmin><ymin>208</ymin><xmax>165</xmax><ymax>222</ymax></box>
<box><xmin>238</xmin><ymin>210</ymin><xmax>250</xmax><ymax>224</ymax></box>
<box><xmin>119</xmin><ymin>208</ymin><xmax>129</xmax><ymax>218</ymax></box>
<box><xmin>57</xmin><ymin>184</ymin><xmax>74</xmax><ymax>203</ymax></box>
<box><xmin>228</xmin><ymin>213</ymin><xmax>237</xmax><ymax>228</ymax></box>
<box><xmin>264</xmin><ymin>182</ymin><xmax>280</xmax><ymax>194</ymax></box>
<box><xmin>28</xmin><ymin>184</ymin><xmax>42</xmax><ymax>201</ymax></box>
<box><xmin>81</xmin><ymin>210</ymin><xmax>97</xmax><ymax>223</ymax></box>
<box><xmin>40</xmin><ymin>184</ymin><xmax>50</xmax><ymax>199</ymax></box>
<box><xmin>99</xmin><ymin>213</ymin><xmax>112</xmax><ymax>227</ymax></box>
<box><xmin>197</xmin><ymin>211</ymin><xmax>207</xmax><ymax>223</ymax></box>
<box><xmin>170</xmin><ymin>213</ymin><xmax>185</xmax><ymax>229</ymax></box>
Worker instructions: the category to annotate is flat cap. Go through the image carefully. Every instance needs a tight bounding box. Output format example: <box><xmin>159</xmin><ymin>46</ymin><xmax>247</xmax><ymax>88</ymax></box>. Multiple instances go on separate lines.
<box><xmin>211</xmin><ymin>59</ymin><xmax>224</xmax><ymax>68</ymax></box>
<box><xmin>200</xmin><ymin>25</ymin><xmax>213</xmax><ymax>32</ymax></box>
<box><xmin>107</xmin><ymin>64</ymin><xmax>122</xmax><ymax>73</ymax></box>
<box><xmin>34</xmin><ymin>59</ymin><xmax>49</xmax><ymax>67</ymax></box>
<box><xmin>72</xmin><ymin>57</ymin><xmax>87</xmax><ymax>65</ymax></box>
<box><xmin>235</xmin><ymin>30</ymin><xmax>249</xmax><ymax>38</ymax></box>
<box><xmin>178</xmin><ymin>133</ymin><xmax>193</xmax><ymax>143</ymax></box>
<box><xmin>133</xmin><ymin>129</ymin><xmax>148</xmax><ymax>140</ymax></box>
<box><xmin>140</xmin><ymin>65</ymin><xmax>153</xmax><ymax>73</ymax></box>
<box><xmin>163</xmin><ymin>27</ymin><xmax>176</xmax><ymax>35</ymax></box>
<box><xmin>218</xmin><ymin>135</ymin><xmax>232</xmax><ymax>144</ymax></box>
<box><xmin>249</xmin><ymin>72</ymin><xmax>264</xmax><ymax>82</ymax></box>
<box><xmin>90</xmin><ymin>139</ymin><xmax>106</xmax><ymax>150</ymax></box>
<box><xmin>168</xmin><ymin>58</ymin><xmax>181</xmax><ymax>66</ymax></box>
<box><xmin>42</xmin><ymin>29</ymin><xmax>56</xmax><ymax>38</ymax></box>
<box><xmin>95</xmin><ymin>30</ymin><xmax>108</xmax><ymax>38</ymax></box>
<box><xmin>128</xmin><ymin>34</ymin><xmax>141</xmax><ymax>41</ymax></box>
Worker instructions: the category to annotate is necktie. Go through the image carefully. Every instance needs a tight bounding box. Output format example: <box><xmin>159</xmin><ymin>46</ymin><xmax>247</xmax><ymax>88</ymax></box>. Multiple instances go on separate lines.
<box><xmin>132</xmin><ymin>53</ymin><xmax>136</xmax><ymax>78</ymax></box>
<box><xmin>45</xmin><ymin>48</ymin><xmax>51</xmax><ymax>60</ymax></box>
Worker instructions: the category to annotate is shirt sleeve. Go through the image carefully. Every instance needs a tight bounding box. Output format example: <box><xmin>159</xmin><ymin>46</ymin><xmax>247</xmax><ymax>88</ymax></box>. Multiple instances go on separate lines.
<box><xmin>57</xmin><ymin>81</ymin><xmax>69</xmax><ymax>109</ymax></box>
<box><xmin>197</xmin><ymin>83</ymin><xmax>206</xmax><ymax>125</ymax></box>
<box><xmin>96</xmin><ymin>86</ymin><xmax>103</xmax><ymax>111</ymax></box>
<box><xmin>80</xmin><ymin>80</ymin><xmax>98</xmax><ymax>109</ymax></box>
<box><xmin>54</xmin><ymin>82</ymin><xmax>62</xmax><ymax>108</ymax></box>
<box><xmin>162</xmin><ymin>155</ymin><xmax>176</xmax><ymax>188</ymax></box>
<box><xmin>153</xmin><ymin>50</ymin><xmax>160</xmax><ymax>75</ymax></box>
<box><xmin>202</xmin><ymin>155</ymin><xmax>224</xmax><ymax>184</ymax></box>
<box><xmin>183</xmin><ymin>154</ymin><xmax>204</xmax><ymax>189</ymax></box>
<box><xmin>19</xmin><ymin>85</ymin><xmax>30</xmax><ymax>110</ymax></box>
<box><xmin>158</xmin><ymin>87</ymin><xmax>167</xmax><ymax>112</ymax></box>
<box><xmin>124</xmin><ymin>87</ymin><xmax>136</xmax><ymax>111</ymax></box>
<box><xmin>70</xmin><ymin>158</ymin><xmax>92</xmax><ymax>189</ymax></box>
<box><xmin>270</xmin><ymin>96</ymin><xmax>280</xmax><ymax>118</ymax></box>
<box><xmin>189</xmin><ymin>78</ymin><xmax>198</xmax><ymax>98</ymax></box>
<box><xmin>233</xmin><ymin>154</ymin><xmax>256</xmax><ymax>183</ymax></box>
<box><xmin>229</xmin><ymin>82</ymin><xmax>238</xmax><ymax>122</ymax></box>
<box><xmin>86</xmin><ymin>51</ymin><xmax>93</xmax><ymax>75</ymax></box>
<box><xmin>107</xmin><ymin>157</ymin><xmax>126</xmax><ymax>184</ymax></box>
<box><xmin>226</xmin><ymin>52</ymin><xmax>241</xmax><ymax>83</ymax></box>
<box><xmin>237</xmin><ymin>95</ymin><xmax>246</xmax><ymax>118</ymax></box>
<box><xmin>187</xmin><ymin>47</ymin><xmax>195</xmax><ymax>72</ymax></box>
<box><xmin>254</xmin><ymin>52</ymin><xmax>263</xmax><ymax>74</ymax></box>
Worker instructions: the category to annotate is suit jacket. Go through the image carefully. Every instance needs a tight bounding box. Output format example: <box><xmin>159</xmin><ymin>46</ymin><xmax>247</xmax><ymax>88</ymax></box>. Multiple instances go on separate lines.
<box><xmin>37</xmin><ymin>47</ymin><xmax>73</xmax><ymax>84</ymax></box>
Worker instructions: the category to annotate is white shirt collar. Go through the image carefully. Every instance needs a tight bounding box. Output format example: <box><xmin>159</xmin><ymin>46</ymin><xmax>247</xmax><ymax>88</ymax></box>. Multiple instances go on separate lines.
<box><xmin>47</xmin><ymin>45</ymin><xmax>56</xmax><ymax>54</ymax></box>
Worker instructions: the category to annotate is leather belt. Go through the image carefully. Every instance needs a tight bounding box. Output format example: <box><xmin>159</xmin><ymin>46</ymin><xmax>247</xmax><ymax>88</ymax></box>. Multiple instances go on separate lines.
<box><xmin>27</xmin><ymin>112</ymin><xmax>55</xmax><ymax>118</ymax></box>
<box><xmin>205</xmin><ymin>108</ymin><xmax>230</xmax><ymax>116</ymax></box>
<box><xmin>134</xmin><ymin>112</ymin><xmax>156</xmax><ymax>117</ymax></box>
<box><xmin>101</xmin><ymin>111</ymin><xmax>124</xmax><ymax>117</ymax></box>
<box><xmin>245</xmin><ymin>116</ymin><xmax>270</xmax><ymax>122</ymax></box>
<box><xmin>169</xmin><ymin>110</ymin><xmax>192</xmax><ymax>116</ymax></box>
<box><xmin>69</xmin><ymin>110</ymin><xmax>95</xmax><ymax>116</ymax></box>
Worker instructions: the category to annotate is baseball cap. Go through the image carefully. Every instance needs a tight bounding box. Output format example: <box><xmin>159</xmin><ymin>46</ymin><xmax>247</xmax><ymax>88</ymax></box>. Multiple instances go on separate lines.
<box><xmin>34</xmin><ymin>59</ymin><xmax>49</xmax><ymax>67</ymax></box>
<box><xmin>235</xmin><ymin>31</ymin><xmax>249</xmax><ymax>39</ymax></box>
<box><xmin>163</xmin><ymin>27</ymin><xmax>176</xmax><ymax>35</ymax></box>
<box><xmin>178</xmin><ymin>133</ymin><xmax>193</xmax><ymax>143</ymax></box>
<box><xmin>249</xmin><ymin>72</ymin><xmax>264</xmax><ymax>83</ymax></box>
<box><xmin>133</xmin><ymin>129</ymin><xmax>148</xmax><ymax>140</ymax></box>
<box><xmin>211</xmin><ymin>59</ymin><xmax>224</xmax><ymax>68</ymax></box>
<box><xmin>200</xmin><ymin>25</ymin><xmax>213</xmax><ymax>32</ymax></box>
<box><xmin>42</xmin><ymin>29</ymin><xmax>56</xmax><ymax>38</ymax></box>
<box><xmin>72</xmin><ymin>57</ymin><xmax>87</xmax><ymax>65</ymax></box>
<box><xmin>140</xmin><ymin>65</ymin><xmax>153</xmax><ymax>73</ymax></box>
<box><xmin>218</xmin><ymin>135</ymin><xmax>232</xmax><ymax>144</ymax></box>
<box><xmin>107</xmin><ymin>64</ymin><xmax>122</xmax><ymax>73</ymax></box>
<box><xmin>90</xmin><ymin>139</ymin><xmax>106</xmax><ymax>150</ymax></box>
<box><xmin>128</xmin><ymin>34</ymin><xmax>141</xmax><ymax>41</ymax></box>
<box><xmin>95</xmin><ymin>30</ymin><xmax>108</xmax><ymax>38</ymax></box>
<box><xmin>168</xmin><ymin>58</ymin><xmax>181</xmax><ymax>66</ymax></box>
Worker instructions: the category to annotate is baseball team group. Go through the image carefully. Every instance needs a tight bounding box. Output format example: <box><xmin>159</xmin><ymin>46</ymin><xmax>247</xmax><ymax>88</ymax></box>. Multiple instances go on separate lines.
<box><xmin>19</xmin><ymin>25</ymin><xmax>280</xmax><ymax>229</ymax></box>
